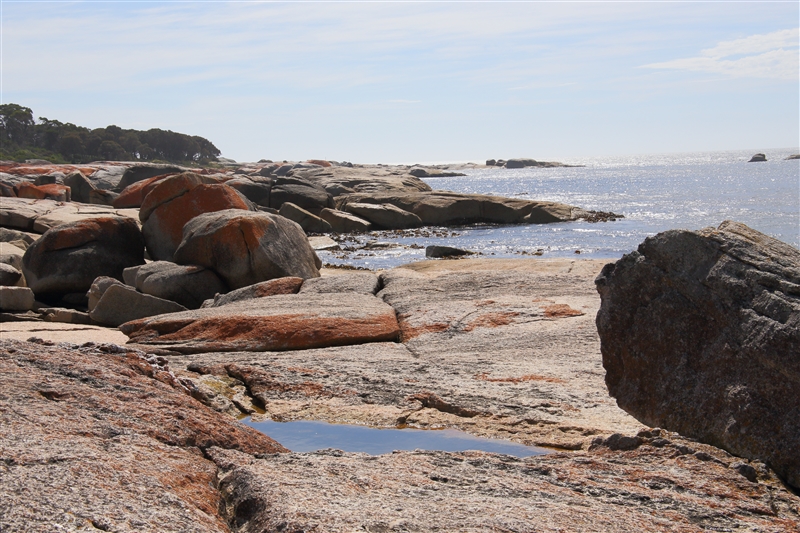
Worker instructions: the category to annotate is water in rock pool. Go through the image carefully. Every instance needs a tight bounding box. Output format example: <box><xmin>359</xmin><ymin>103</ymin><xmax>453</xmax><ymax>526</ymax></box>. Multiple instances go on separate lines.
<box><xmin>318</xmin><ymin>148</ymin><xmax>799</xmax><ymax>270</ymax></box>
<box><xmin>243</xmin><ymin>418</ymin><xmax>549</xmax><ymax>457</ymax></box>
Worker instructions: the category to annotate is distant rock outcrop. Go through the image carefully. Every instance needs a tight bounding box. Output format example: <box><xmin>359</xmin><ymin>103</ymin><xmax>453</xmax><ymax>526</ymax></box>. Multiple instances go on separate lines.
<box><xmin>748</xmin><ymin>153</ymin><xmax>767</xmax><ymax>162</ymax></box>
<box><xmin>596</xmin><ymin>221</ymin><xmax>800</xmax><ymax>488</ymax></box>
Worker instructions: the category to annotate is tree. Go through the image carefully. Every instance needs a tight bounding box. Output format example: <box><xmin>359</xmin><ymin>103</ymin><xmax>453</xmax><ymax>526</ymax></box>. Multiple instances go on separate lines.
<box><xmin>0</xmin><ymin>104</ymin><xmax>35</xmax><ymax>146</ymax></box>
<box><xmin>58</xmin><ymin>132</ymin><xmax>85</xmax><ymax>162</ymax></box>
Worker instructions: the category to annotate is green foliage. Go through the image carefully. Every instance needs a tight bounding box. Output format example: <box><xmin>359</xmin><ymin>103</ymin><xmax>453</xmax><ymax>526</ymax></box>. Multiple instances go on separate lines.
<box><xmin>0</xmin><ymin>104</ymin><xmax>221</xmax><ymax>165</ymax></box>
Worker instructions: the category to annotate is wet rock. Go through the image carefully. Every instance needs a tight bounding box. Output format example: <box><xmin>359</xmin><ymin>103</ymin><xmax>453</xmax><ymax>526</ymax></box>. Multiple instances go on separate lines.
<box><xmin>596</xmin><ymin>221</ymin><xmax>800</xmax><ymax>488</ymax></box>
<box><xmin>318</xmin><ymin>207</ymin><xmax>372</xmax><ymax>233</ymax></box>
<box><xmin>299</xmin><ymin>272</ymin><xmax>381</xmax><ymax>295</ymax></box>
<box><xmin>337</xmin><ymin>191</ymin><xmax>575</xmax><ymax>227</ymax></box>
<box><xmin>21</xmin><ymin>217</ymin><xmax>145</xmax><ymax>298</ymax></box>
<box><xmin>207</xmin><ymin>444</ymin><xmax>799</xmax><ymax>532</ymax></box>
<box><xmin>426</xmin><ymin>245</ymin><xmax>474</xmax><ymax>258</ymax></box>
<box><xmin>120</xmin><ymin>292</ymin><xmax>400</xmax><ymax>353</ymax></box>
<box><xmin>133</xmin><ymin>261</ymin><xmax>227</xmax><ymax>309</ymax></box>
<box><xmin>269</xmin><ymin>175</ymin><xmax>333</xmax><ymax>211</ymax></box>
<box><xmin>748</xmin><ymin>153</ymin><xmax>767</xmax><ymax>162</ymax></box>
<box><xmin>14</xmin><ymin>182</ymin><xmax>71</xmax><ymax>202</ymax></box>
<box><xmin>173</xmin><ymin>209</ymin><xmax>321</xmax><ymax>290</ymax></box>
<box><xmin>116</xmin><ymin>163</ymin><xmax>183</xmax><ymax>191</ymax></box>
<box><xmin>0</xmin><ymin>263</ymin><xmax>23</xmax><ymax>286</ymax></box>
<box><xmin>278</xmin><ymin>202</ymin><xmax>333</xmax><ymax>234</ymax></box>
<box><xmin>344</xmin><ymin>202</ymin><xmax>423</xmax><ymax>230</ymax></box>
<box><xmin>89</xmin><ymin>284</ymin><xmax>188</xmax><ymax>327</ymax></box>
<box><xmin>0</xmin><ymin>339</ymin><xmax>285</xmax><ymax>533</ymax></box>
<box><xmin>202</xmin><ymin>277</ymin><xmax>304</xmax><ymax>308</ymax></box>
<box><xmin>0</xmin><ymin>286</ymin><xmax>34</xmax><ymax>311</ymax></box>
<box><xmin>140</xmin><ymin>173</ymin><xmax>253</xmax><ymax>261</ymax></box>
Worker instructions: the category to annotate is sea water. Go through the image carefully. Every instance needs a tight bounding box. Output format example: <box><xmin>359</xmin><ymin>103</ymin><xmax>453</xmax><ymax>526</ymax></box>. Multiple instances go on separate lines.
<box><xmin>317</xmin><ymin>149</ymin><xmax>799</xmax><ymax>269</ymax></box>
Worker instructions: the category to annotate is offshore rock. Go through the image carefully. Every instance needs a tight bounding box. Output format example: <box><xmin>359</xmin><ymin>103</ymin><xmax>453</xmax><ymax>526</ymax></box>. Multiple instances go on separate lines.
<box><xmin>21</xmin><ymin>217</ymin><xmax>145</xmax><ymax>298</ymax></box>
<box><xmin>337</xmin><ymin>191</ymin><xmax>576</xmax><ymax>227</ymax></box>
<box><xmin>596</xmin><ymin>221</ymin><xmax>800</xmax><ymax>488</ymax></box>
<box><xmin>426</xmin><ymin>245</ymin><xmax>474</xmax><ymax>258</ymax></box>
<box><xmin>748</xmin><ymin>153</ymin><xmax>767</xmax><ymax>162</ymax></box>
<box><xmin>139</xmin><ymin>173</ymin><xmax>252</xmax><ymax>261</ymax></box>
<box><xmin>173</xmin><ymin>209</ymin><xmax>321</xmax><ymax>290</ymax></box>
<box><xmin>120</xmin><ymin>292</ymin><xmax>400</xmax><ymax>353</ymax></box>
<box><xmin>0</xmin><ymin>339</ymin><xmax>285</xmax><ymax>533</ymax></box>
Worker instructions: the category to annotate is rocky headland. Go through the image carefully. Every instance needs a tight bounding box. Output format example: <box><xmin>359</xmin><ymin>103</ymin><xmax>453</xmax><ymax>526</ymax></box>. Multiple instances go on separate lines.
<box><xmin>1</xmin><ymin>159</ymin><xmax>798</xmax><ymax>531</ymax></box>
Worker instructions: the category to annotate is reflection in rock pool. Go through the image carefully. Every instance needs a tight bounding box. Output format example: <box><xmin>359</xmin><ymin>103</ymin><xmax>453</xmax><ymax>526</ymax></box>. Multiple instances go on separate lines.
<box><xmin>243</xmin><ymin>418</ymin><xmax>549</xmax><ymax>457</ymax></box>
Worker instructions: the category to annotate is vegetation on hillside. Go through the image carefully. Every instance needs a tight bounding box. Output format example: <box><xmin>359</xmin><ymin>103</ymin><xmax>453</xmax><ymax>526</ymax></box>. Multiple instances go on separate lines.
<box><xmin>0</xmin><ymin>104</ymin><xmax>220</xmax><ymax>165</ymax></box>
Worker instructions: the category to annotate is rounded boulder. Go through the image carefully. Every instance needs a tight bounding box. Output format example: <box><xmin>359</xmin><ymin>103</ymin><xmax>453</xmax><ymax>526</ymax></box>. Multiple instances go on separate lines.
<box><xmin>21</xmin><ymin>217</ymin><xmax>145</xmax><ymax>297</ymax></box>
<box><xmin>173</xmin><ymin>209</ymin><xmax>321</xmax><ymax>290</ymax></box>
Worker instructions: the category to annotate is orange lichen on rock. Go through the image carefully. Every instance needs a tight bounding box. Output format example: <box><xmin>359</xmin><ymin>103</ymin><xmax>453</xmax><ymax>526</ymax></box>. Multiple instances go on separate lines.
<box><xmin>543</xmin><ymin>304</ymin><xmax>584</xmax><ymax>318</ymax></box>
<box><xmin>307</xmin><ymin>159</ymin><xmax>332</xmax><ymax>167</ymax></box>
<box><xmin>113</xmin><ymin>173</ymin><xmax>176</xmax><ymax>208</ymax></box>
<box><xmin>463</xmin><ymin>312</ymin><xmax>519</xmax><ymax>331</ymax></box>
<box><xmin>14</xmin><ymin>182</ymin><xmax>70</xmax><ymax>201</ymax></box>
<box><xmin>474</xmin><ymin>372</ymin><xmax>567</xmax><ymax>384</ymax></box>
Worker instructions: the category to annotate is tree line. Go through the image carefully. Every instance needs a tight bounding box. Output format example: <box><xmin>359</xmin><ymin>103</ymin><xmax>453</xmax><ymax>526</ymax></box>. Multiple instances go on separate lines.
<box><xmin>0</xmin><ymin>103</ymin><xmax>221</xmax><ymax>165</ymax></box>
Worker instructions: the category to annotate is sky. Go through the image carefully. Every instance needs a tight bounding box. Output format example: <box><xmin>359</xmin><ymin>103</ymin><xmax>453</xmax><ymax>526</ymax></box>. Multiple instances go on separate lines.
<box><xmin>2</xmin><ymin>1</ymin><xmax>798</xmax><ymax>163</ymax></box>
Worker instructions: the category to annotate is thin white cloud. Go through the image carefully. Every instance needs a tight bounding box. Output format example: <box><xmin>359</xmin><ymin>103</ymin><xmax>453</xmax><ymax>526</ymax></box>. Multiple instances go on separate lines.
<box><xmin>643</xmin><ymin>28</ymin><xmax>799</xmax><ymax>80</ymax></box>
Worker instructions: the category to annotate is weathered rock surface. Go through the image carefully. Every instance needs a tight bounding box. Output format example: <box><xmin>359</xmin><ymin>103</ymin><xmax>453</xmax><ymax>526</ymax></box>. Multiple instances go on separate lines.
<box><xmin>14</xmin><ymin>182</ymin><xmax>71</xmax><ymax>202</ymax></box>
<box><xmin>299</xmin><ymin>271</ymin><xmax>380</xmax><ymax>295</ymax></box>
<box><xmin>116</xmin><ymin>163</ymin><xmax>183</xmax><ymax>191</ymax></box>
<box><xmin>173</xmin><ymin>209</ymin><xmax>321</xmax><ymax>290</ymax></box>
<box><xmin>63</xmin><ymin>170</ymin><xmax>97</xmax><ymax>203</ymax></box>
<box><xmin>269</xmin><ymin>175</ymin><xmax>333</xmax><ymax>211</ymax></box>
<box><xmin>89</xmin><ymin>284</ymin><xmax>188</xmax><ymax>326</ymax></box>
<box><xmin>0</xmin><ymin>197</ymin><xmax>139</xmax><ymax>233</ymax></box>
<box><xmin>0</xmin><ymin>263</ymin><xmax>23</xmax><ymax>286</ymax></box>
<box><xmin>0</xmin><ymin>286</ymin><xmax>34</xmax><ymax>310</ymax></box>
<box><xmin>139</xmin><ymin>173</ymin><xmax>252</xmax><ymax>261</ymax></box>
<box><xmin>278</xmin><ymin>202</ymin><xmax>333</xmax><ymax>234</ymax></box>
<box><xmin>0</xmin><ymin>227</ymin><xmax>38</xmax><ymax>246</ymax></box>
<box><xmin>224</xmin><ymin>176</ymin><xmax>272</xmax><ymax>206</ymax></box>
<box><xmin>202</xmin><ymin>277</ymin><xmax>304</xmax><ymax>308</ymax></box>
<box><xmin>596</xmin><ymin>221</ymin><xmax>800</xmax><ymax>488</ymax></box>
<box><xmin>207</xmin><ymin>435</ymin><xmax>799</xmax><ymax>532</ymax></box>
<box><xmin>318</xmin><ymin>207</ymin><xmax>372</xmax><ymax>232</ymax></box>
<box><xmin>113</xmin><ymin>172</ymin><xmax>175</xmax><ymax>208</ymax></box>
<box><xmin>290</xmin><ymin>165</ymin><xmax>433</xmax><ymax>197</ymax></box>
<box><xmin>21</xmin><ymin>217</ymin><xmax>145</xmax><ymax>297</ymax></box>
<box><xmin>86</xmin><ymin>275</ymin><xmax>125</xmax><ymax>312</ymax></box>
<box><xmin>0</xmin><ymin>242</ymin><xmax>26</xmax><ymax>270</ymax></box>
<box><xmin>0</xmin><ymin>339</ymin><xmax>285</xmax><ymax>533</ymax></box>
<box><xmin>344</xmin><ymin>201</ymin><xmax>424</xmax><ymax>229</ymax></box>
<box><xmin>120</xmin><ymin>292</ymin><xmax>400</xmax><ymax>353</ymax></box>
<box><xmin>337</xmin><ymin>191</ymin><xmax>578</xmax><ymax>227</ymax></box>
<box><xmin>133</xmin><ymin>261</ymin><xmax>227</xmax><ymax>309</ymax></box>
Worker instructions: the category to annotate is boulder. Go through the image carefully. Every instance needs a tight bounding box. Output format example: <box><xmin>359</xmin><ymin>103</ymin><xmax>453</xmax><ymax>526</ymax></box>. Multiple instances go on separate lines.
<box><xmin>485</xmin><ymin>159</ymin><xmax>497</xmax><ymax>166</ymax></box>
<box><xmin>89</xmin><ymin>284</ymin><xmax>188</xmax><ymax>327</ymax></box>
<box><xmin>0</xmin><ymin>228</ymin><xmax>37</xmax><ymax>246</ymax></box>
<box><xmin>299</xmin><ymin>272</ymin><xmax>380</xmax><ymax>295</ymax></box>
<box><xmin>595</xmin><ymin>221</ymin><xmax>800</xmax><ymax>488</ymax></box>
<box><xmin>116</xmin><ymin>164</ymin><xmax>183</xmax><ymax>191</ymax></box>
<box><xmin>133</xmin><ymin>261</ymin><xmax>227</xmax><ymax>309</ymax></box>
<box><xmin>113</xmin><ymin>173</ymin><xmax>175</xmax><ymax>208</ymax></box>
<box><xmin>88</xmin><ymin>188</ymin><xmax>118</xmax><ymax>206</ymax></box>
<box><xmin>343</xmin><ymin>202</ymin><xmax>423</xmax><ymax>230</ymax></box>
<box><xmin>21</xmin><ymin>217</ymin><xmax>145</xmax><ymax>298</ymax></box>
<box><xmin>120</xmin><ymin>292</ymin><xmax>400</xmax><ymax>353</ymax></box>
<box><xmin>278</xmin><ymin>202</ymin><xmax>333</xmax><ymax>234</ymax></box>
<box><xmin>748</xmin><ymin>153</ymin><xmax>767</xmax><ymax>162</ymax></box>
<box><xmin>202</xmin><ymin>277</ymin><xmax>304</xmax><ymax>308</ymax></box>
<box><xmin>785</xmin><ymin>154</ymin><xmax>800</xmax><ymax>160</ymax></box>
<box><xmin>224</xmin><ymin>177</ymin><xmax>272</xmax><ymax>206</ymax></box>
<box><xmin>86</xmin><ymin>275</ymin><xmax>126</xmax><ymax>312</ymax></box>
<box><xmin>63</xmin><ymin>170</ymin><xmax>97</xmax><ymax>203</ymax></box>
<box><xmin>274</xmin><ymin>164</ymin><xmax>294</xmax><ymax>176</ymax></box>
<box><xmin>289</xmin><ymin>165</ymin><xmax>432</xmax><ymax>197</ymax></box>
<box><xmin>140</xmin><ymin>173</ymin><xmax>253</xmax><ymax>261</ymax></box>
<box><xmin>269</xmin><ymin>175</ymin><xmax>333</xmax><ymax>211</ymax></box>
<box><xmin>426</xmin><ymin>245</ymin><xmax>474</xmax><ymax>258</ymax></box>
<box><xmin>14</xmin><ymin>182</ymin><xmax>70</xmax><ymax>202</ymax></box>
<box><xmin>0</xmin><ymin>286</ymin><xmax>34</xmax><ymax>311</ymax></box>
<box><xmin>0</xmin><ymin>242</ymin><xmax>26</xmax><ymax>270</ymax></box>
<box><xmin>337</xmin><ymin>192</ymin><xmax>575</xmax><ymax>227</ymax></box>
<box><xmin>307</xmin><ymin>235</ymin><xmax>339</xmax><ymax>251</ymax></box>
<box><xmin>318</xmin><ymin>208</ymin><xmax>372</xmax><ymax>233</ymax></box>
<box><xmin>173</xmin><ymin>209</ymin><xmax>321</xmax><ymax>290</ymax></box>
<box><xmin>0</xmin><ymin>263</ymin><xmax>22</xmax><ymax>286</ymax></box>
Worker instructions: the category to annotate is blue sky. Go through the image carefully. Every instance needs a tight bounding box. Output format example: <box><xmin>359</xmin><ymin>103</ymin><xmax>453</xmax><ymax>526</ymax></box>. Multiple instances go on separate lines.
<box><xmin>3</xmin><ymin>1</ymin><xmax>798</xmax><ymax>163</ymax></box>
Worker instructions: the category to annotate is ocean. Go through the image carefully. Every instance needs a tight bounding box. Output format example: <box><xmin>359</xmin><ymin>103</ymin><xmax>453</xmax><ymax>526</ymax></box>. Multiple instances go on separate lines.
<box><xmin>317</xmin><ymin>148</ymin><xmax>799</xmax><ymax>270</ymax></box>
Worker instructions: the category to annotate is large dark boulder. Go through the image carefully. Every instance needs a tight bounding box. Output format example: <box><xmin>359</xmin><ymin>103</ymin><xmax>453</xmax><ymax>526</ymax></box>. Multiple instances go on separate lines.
<box><xmin>173</xmin><ymin>209</ymin><xmax>321</xmax><ymax>290</ymax></box>
<box><xmin>21</xmin><ymin>217</ymin><xmax>145</xmax><ymax>298</ymax></box>
<box><xmin>132</xmin><ymin>261</ymin><xmax>227</xmax><ymax>309</ymax></box>
<box><xmin>116</xmin><ymin>164</ymin><xmax>183</xmax><ymax>191</ymax></box>
<box><xmin>269</xmin><ymin>176</ymin><xmax>333</xmax><ymax>211</ymax></box>
<box><xmin>595</xmin><ymin>221</ymin><xmax>800</xmax><ymax>488</ymax></box>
